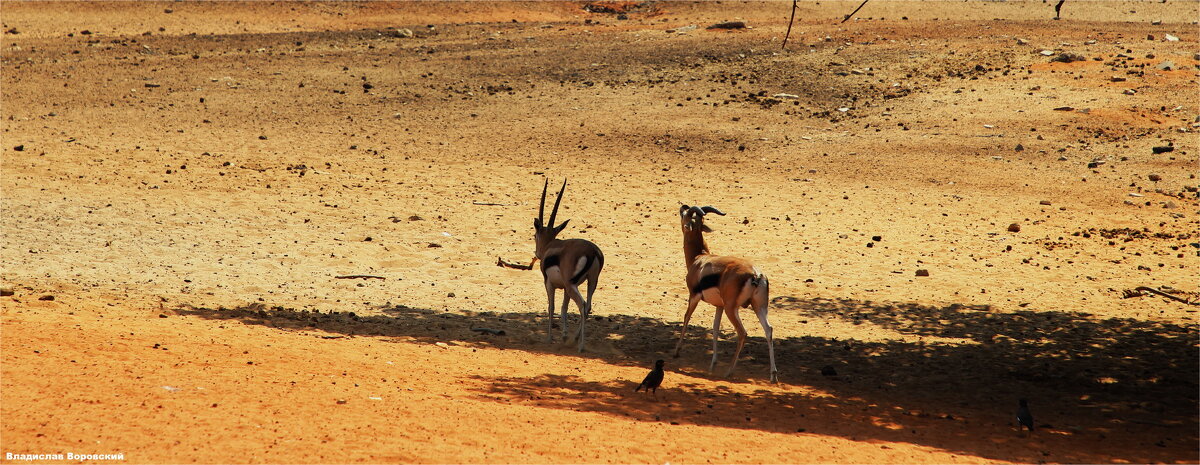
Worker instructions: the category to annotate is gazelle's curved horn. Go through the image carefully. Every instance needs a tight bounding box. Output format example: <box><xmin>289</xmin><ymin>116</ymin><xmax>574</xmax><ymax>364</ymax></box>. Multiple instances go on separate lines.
<box><xmin>688</xmin><ymin>205</ymin><xmax>706</xmax><ymax>219</ymax></box>
<box><xmin>538</xmin><ymin>179</ymin><xmax>548</xmax><ymax>224</ymax></box>
<box><xmin>548</xmin><ymin>178</ymin><xmax>567</xmax><ymax>226</ymax></box>
<box><xmin>700</xmin><ymin>206</ymin><xmax>726</xmax><ymax>216</ymax></box>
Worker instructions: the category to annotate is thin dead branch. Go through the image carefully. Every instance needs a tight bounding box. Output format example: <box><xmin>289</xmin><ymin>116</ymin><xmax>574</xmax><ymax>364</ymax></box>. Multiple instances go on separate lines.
<box><xmin>782</xmin><ymin>0</ymin><xmax>798</xmax><ymax>50</ymax></box>
<box><xmin>497</xmin><ymin>256</ymin><xmax>535</xmax><ymax>270</ymax></box>
<box><xmin>335</xmin><ymin>275</ymin><xmax>386</xmax><ymax>280</ymax></box>
<box><xmin>841</xmin><ymin>0</ymin><xmax>870</xmax><ymax>23</ymax></box>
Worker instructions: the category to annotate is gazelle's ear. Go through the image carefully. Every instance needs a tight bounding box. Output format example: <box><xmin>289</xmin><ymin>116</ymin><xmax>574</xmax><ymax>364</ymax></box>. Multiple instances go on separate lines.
<box><xmin>555</xmin><ymin>219</ymin><xmax>570</xmax><ymax>233</ymax></box>
<box><xmin>701</xmin><ymin>224</ymin><xmax>713</xmax><ymax>233</ymax></box>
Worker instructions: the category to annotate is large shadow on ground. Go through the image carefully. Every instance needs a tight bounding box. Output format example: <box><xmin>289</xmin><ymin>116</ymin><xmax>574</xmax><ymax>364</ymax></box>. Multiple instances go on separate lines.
<box><xmin>176</xmin><ymin>296</ymin><xmax>1198</xmax><ymax>463</ymax></box>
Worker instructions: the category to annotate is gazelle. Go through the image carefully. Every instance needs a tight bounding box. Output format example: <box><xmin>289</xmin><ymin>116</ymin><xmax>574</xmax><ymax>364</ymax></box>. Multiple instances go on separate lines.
<box><xmin>532</xmin><ymin>178</ymin><xmax>604</xmax><ymax>352</ymax></box>
<box><xmin>674</xmin><ymin>205</ymin><xmax>778</xmax><ymax>382</ymax></box>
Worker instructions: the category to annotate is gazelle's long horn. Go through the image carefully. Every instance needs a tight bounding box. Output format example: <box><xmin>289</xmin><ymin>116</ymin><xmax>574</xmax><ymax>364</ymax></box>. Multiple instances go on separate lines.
<box><xmin>700</xmin><ymin>206</ymin><xmax>726</xmax><ymax>216</ymax></box>
<box><xmin>538</xmin><ymin>178</ymin><xmax>548</xmax><ymax>224</ymax></box>
<box><xmin>548</xmin><ymin>178</ymin><xmax>566</xmax><ymax>226</ymax></box>
<box><xmin>688</xmin><ymin>205</ymin><xmax>706</xmax><ymax>218</ymax></box>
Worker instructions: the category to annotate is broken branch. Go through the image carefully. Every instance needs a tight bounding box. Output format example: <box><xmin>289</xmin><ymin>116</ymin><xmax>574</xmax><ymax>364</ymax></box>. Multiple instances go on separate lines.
<box><xmin>840</xmin><ymin>0</ymin><xmax>870</xmax><ymax>23</ymax></box>
<box><xmin>497</xmin><ymin>256</ymin><xmax>534</xmax><ymax>270</ymax></box>
<box><xmin>335</xmin><ymin>275</ymin><xmax>386</xmax><ymax>280</ymax></box>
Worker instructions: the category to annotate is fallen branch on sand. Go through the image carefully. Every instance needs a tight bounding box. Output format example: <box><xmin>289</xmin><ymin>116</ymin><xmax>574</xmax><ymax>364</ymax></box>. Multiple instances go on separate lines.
<box><xmin>1122</xmin><ymin>286</ymin><xmax>1198</xmax><ymax>306</ymax></box>
<box><xmin>497</xmin><ymin>256</ymin><xmax>534</xmax><ymax>270</ymax></box>
<box><xmin>335</xmin><ymin>275</ymin><xmax>386</xmax><ymax>280</ymax></box>
<box><xmin>472</xmin><ymin>201</ymin><xmax>513</xmax><ymax>206</ymax></box>
<box><xmin>470</xmin><ymin>327</ymin><xmax>507</xmax><ymax>336</ymax></box>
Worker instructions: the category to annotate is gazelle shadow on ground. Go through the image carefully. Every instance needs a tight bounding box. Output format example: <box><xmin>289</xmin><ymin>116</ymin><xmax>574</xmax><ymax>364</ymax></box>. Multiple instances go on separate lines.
<box><xmin>175</xmin><ymin>295</ymin><xmax>1198</xmax><ymax>463</ymax></box>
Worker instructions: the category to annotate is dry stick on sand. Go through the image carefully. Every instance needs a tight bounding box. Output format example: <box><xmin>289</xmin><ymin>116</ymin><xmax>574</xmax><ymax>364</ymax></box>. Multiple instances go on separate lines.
<box><xmin>497</xmin><ymin>256</ymin><xmax>534</xmax><ymax>270</ymax></box>
<box><xmin>782</xmin><ymin>0</ymin><xmax>798</xmax><ymax>49</ymax></box>
<box><xmin>841</xmin><ymin>0</ymin><xmax>871</xmax><ymax>23</ymax></box>
<box><xmin>335</xmin><ymin>275</ymin><xmax>386</xmax><ymax>280</ymax></box>
<box><xmin>1123</xmin><ymin>286</ymin><xmax>1198</xmax><ymax>306</ymax></box>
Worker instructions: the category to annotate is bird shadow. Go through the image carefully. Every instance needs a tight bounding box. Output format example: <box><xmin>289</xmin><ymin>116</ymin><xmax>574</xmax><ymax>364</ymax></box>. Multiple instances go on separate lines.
<box><xmin>173</xmin><ymin>295</ymin><xmax>1199</xmax><ymax>463</ymax></box>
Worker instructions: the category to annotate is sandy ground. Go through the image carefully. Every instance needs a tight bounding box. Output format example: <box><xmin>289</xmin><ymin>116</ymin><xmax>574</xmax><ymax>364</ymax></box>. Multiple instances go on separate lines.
<box><xmin>2</xmin><ymin>1</ymin><xmax>1198</xmax><ymax>463</ymax></box>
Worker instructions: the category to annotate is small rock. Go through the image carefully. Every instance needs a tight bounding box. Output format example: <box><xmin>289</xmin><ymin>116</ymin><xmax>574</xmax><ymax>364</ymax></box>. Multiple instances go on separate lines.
<box><xmin>38</xmin><ymin>295</ymin><xmax>55</xmax><ymax>301</ymax></box>
<box><xmin>915</xmin><ymin>269</ymin><xmax>930</xmax><ymax>277</ymax></box>
<box><xmin>258</xmin><ymin>135</ymin><xmax>268</xmax><ymax>140</ymax></box>
<box><xmin>820</xmin><ymin>365</ymin><xmax>838</xmax><ymax>376</ymax></box>
<box><xmin>707</xmin><ymin>21</ymin><xmax>746</xmax><ymax>30</ymax></box>
<box><xmin>0</xmin><ymin>288</ymin><xmax>13</xmax><ymax>296</ymax></box>
<box><xmin>1039</xmin><ymin>50</ymin><xmax>1055</xmax><ymax>56</ymax></box>
<box><xmin>1109</xmin><ymin>76</ymin><xmax>1126</xmax><ymax>82</ymax></box>
<box><xmin>1151</xmin><ymin>146</ymin><xmax>1174</xmax><ymax>154</ymax></box>
<box><xmin>1148</xmin><ymin>174</ymin><xmax>1162</xmax><ymax>182</ymax></box>
<box><xmin>336</xmin><ymin>399</ymin><xmax>348</xmax><ymax>405</ymax></box>
<box><xmin>1008</xmin><ymin>223</ymin><xmax>1021</xmax><ymax>232</ymax></box>
<box><xmin>871</xmin><ymin>235</ymin><xmax>882</xmax><ymax>242</ymax></box>
<box><xmin>1016</xmin><ymin>38</ymin><xmax>1029</xmax><ymax>45</ymax></box>
<box><xmin>617</xmin><ymin>13</ymin><xmax>629</xmax><ymax>20</ymax></box>
<box><xmin>1156</xmin><ymin>60</ymin><xmax>1175</xmax><ymax>71</ymax></box>
<box><xmin>1051</xmin><ymin>53</ymin><xmax>1086</xmax><ymax>63</ymax></box>
<box><xmin>1164</xmin><ymin>34</ymin><xmax>1178</xmax><ymax>42</ymax></box>
<box><xmin>13</xmin><ymin>145</ymin><xmax>24</xmax><ymax>151</ymax></box>
<box><xmin>773</xmin><ymin>93</ymin><xmax>800</xmax><ymax>99</ymax></box>
<box><xmin>1015</xmin><ymin>144</ymin><xmax>1024</xmax><ymax>152</ymax></box>
<box><xmin>1052</xmin><ymin>106</ymin><xmax>1074</xmax><ymax>111</ymax></box>
<box><xmin>1123</xmin><ymin>89</ymin><xmax>1137</xmax><ymax>95</ymax></box>
<box><xmin>1146</xmin><ymin>34</ymin><xmax>1155</xmax><ymax>40</ymax></box>
<box><xmin>394</xmin><ymin>28</ymin><xmax>414</xmax><ymax>38</ymax></box>
<box><xmin>1039</xmin><ymin>200</ymin><xmax>1052</xmax><ymax>205</ymax></box>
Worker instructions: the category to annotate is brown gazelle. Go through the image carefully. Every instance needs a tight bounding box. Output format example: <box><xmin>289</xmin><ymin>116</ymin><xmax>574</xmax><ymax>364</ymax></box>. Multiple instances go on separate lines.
<box><xmin>532</xmin><ymin>179</ymin><xmax>604</xmax><ymax>352</ymax></box>
<box><xmin>674</xmin><ymin>205</ymin><xmax>778</xmax><ymax>382</ymax></box>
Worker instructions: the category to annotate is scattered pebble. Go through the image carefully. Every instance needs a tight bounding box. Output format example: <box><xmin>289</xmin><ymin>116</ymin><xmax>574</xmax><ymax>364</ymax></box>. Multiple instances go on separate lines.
<box><xmin>820</xmin><ymin>365</ymin><xmax>838</xmax><ymax>376</ymax></box>
<box><xmin>1148</xmin><ymin>174</ymin><xmax>1162</xmax><ymax>182</ymax></box>
<box><xmin>1007</xmin><ymin>223</ymin><xmax>1021</xmax><ymax>233</ymax></box>
<box><xmin>915</xmin><ymin>269</ymin><xmax>930</xmax><ymax>277</ymax></box>
<box><xmin>1151</xmin><ymin>146</ymin><xmax>1174</xmax><ymax>154</ymax></box>
<box><xmin>38</xmin><ymin>295</ymin><xmax>55</xmax><ymax>301</ymax></box>
<box><xmin>1164</xmin><ymin>34</ymin><xmax>1178</xmax><ymax>42</ymax></box>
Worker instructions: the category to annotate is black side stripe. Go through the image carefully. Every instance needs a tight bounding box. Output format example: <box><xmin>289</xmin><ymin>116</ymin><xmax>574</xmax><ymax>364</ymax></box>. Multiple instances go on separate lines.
<box><xmin>569</xmin><ymin>255</ymin><xmax>594</xmax><ymax>284</ymax></box>
<box><xmin>691</xmin><ymin>273</ymin><xmax>721</xmax><ymax>295</ymax></box>
<box><xmin>540</xmin><ymin>254</ymin><xmax>560</xmax><ymax>274</ymax></box>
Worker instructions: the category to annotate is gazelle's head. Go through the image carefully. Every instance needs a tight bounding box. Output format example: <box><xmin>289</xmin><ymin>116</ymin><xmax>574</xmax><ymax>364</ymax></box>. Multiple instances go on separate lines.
<box><xmin>533</xmin><ymin>178</ymin><xmax>570</xmax><ymax>259</ymax></box>
<box><xmin>679</xmin><ymin>204</ymin><xmax>725</xmax><ymax>234</ymax></box>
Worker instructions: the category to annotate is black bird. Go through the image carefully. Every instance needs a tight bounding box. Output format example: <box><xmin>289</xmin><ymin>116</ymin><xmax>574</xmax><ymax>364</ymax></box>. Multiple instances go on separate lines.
<box><xmin>1017</xmin><ymin>399</ymin><xmax>1035</xmax><ymax>432</ymax></box>
<box><xmin>635</xmin><ymin>359</ymin><xmax>665</xmax><ymax>397</ymax></box>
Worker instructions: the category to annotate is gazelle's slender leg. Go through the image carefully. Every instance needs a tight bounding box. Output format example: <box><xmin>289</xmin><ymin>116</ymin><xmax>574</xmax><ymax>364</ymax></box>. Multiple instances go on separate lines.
<box><xmin>559</xmin><ymin>292</ymin><xmax>571</xmax><ymax>342</ymax></box>
<box><xmin>723</xmin><ymin>305</ymin><xmax>749</xmax><ymax>377</ymax></box>
<box><xmin>544</xmin><ymin>282</ymin><xmax>557</xmax><ymax>342</ymax></box>
<box><xmin>563</xmin><ymin>284</ymin><xmax>589</xmax><ymax>352</ymax></box>
<box><xmin>674</xmin><ymin>293</ymin><xmax>703</xmax><ymax>357</ymax></box>
<box><xmin>709</xmin><ymin>305</ymin><xmax>724</xmax><ymax>372</ymax></box>
<box><xmin>755</xmin><ymin>304</ymin><xmax>778</xmax><ymax>382</ymax></box>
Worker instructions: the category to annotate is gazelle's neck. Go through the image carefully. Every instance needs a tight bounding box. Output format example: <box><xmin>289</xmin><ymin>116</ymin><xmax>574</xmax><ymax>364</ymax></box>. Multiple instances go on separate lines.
<box><xmin>683</xmin><ymin>230</ymin><xmax>710</xmax><ymax>263</ymax></box>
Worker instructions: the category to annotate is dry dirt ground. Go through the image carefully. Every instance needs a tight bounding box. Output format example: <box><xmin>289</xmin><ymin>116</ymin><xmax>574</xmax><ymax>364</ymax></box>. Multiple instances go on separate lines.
<box><xmin>2</xmin><ymin>1</ymin><xmax>1198</xmax><ymax>463</ymax></box>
